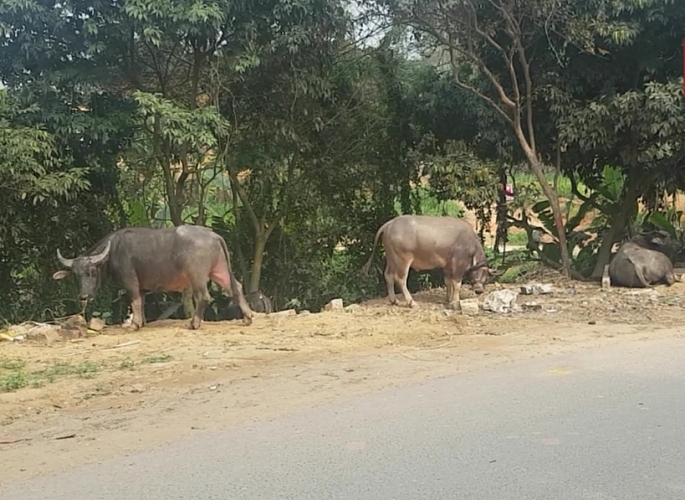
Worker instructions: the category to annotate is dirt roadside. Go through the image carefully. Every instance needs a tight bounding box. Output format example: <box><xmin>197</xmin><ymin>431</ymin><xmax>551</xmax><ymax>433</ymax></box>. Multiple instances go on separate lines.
<box><xmin>2</xmin><ymin>277</ymin><xmax>685</xmax><ymax>484</ymax></box>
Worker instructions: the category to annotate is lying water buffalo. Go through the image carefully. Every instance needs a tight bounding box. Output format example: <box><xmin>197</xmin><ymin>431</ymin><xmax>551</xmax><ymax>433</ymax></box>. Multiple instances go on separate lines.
<box><xmin>609</xmin><ymin>230</ymin><xmax>681</xmax><ymax>288</ymax></box>
<box><xmin>227</xmin><ymin>290</ymin><xmax>273</xmax><ymax>320</ymax></box>
<box><xmin>362</xmin><ymin>215</ymin><xmax>498</xmax><ymax>309</ymax></box>
<box><xmin>204</xmin><ymin>290</ymin><xmax>272</xmax><ymax>321</ymax></box>
<box><xmin>52</xmin><ymin>225</ymin><xmax>253</xmax><ymax>330</ymax></box>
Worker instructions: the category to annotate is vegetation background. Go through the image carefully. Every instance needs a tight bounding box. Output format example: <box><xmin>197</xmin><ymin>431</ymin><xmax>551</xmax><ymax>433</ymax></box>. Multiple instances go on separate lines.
<box><xmin>1</xmin><ymin>0</ymin><xmax>684</xmax><ymax>325</ymax></box>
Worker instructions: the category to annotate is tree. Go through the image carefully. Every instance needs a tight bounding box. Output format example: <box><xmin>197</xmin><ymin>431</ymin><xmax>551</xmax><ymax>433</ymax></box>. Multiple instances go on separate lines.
<box><xmin>549</xmin><ymin>0</ymin><xmax>685</xmax><ymax>277</ymax></box>
<box><xmin>370</xmin><ymin>0</ymin><xmax>575</xmax><ymax>273</ymax></box>
<box><xmin>0</xmin><ymin>87</ymin><xmax>129</xmax><ymax>323</ymax></box>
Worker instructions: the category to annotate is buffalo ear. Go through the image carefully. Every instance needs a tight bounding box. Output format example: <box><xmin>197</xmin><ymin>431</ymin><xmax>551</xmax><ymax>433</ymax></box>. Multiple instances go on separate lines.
<box><xmin>52</xmin><ymin>270</ymin><xmax>71</xmax><ymax>280</ymax></box>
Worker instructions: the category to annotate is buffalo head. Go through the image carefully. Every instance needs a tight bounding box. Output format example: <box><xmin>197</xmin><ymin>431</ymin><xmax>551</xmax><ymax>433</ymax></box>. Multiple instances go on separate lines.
<box><xmin>52</xmin><ymin>240</ymin><xmax>112</xmax><ymax>301</ymax></box>
<box><xmin>469</xmin><ymin>264</ymin><xmax>502</xmax><ymax>294</ymax></box>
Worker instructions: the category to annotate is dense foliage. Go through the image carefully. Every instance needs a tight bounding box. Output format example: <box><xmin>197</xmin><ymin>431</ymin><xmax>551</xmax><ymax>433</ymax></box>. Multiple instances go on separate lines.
<box><xmin>0</xmin><ymin>0</ymin><xmax>684</xmax><ymax>324</ymax></box>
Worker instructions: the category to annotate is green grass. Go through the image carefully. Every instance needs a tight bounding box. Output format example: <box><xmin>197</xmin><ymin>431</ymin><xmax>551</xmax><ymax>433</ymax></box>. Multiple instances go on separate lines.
<box><xmin>141</xmin><ymin>354</ymin><xmax>173</xmax><ymax>364</ymax></box>
<box><xmin>119</xmin><ymin>358</ymin><xmax>135</xmax><ymax>370</ymax></box>
<box><xmin>0</xmin><ymin>357</ymin><xmax>102</xmax><ymax>393</ymax></box>
<box><xmin>396</xmin><ymin>172</ymin><xmax>586</xmax><ymax>223</ymax></box>
<box><xmin>394</xmin><ymin>186</ymin><xmax>465</xmax><ymax>217</ymax></box>
<box><xmin>0</xmin><ymin>352</ymin><xmax>175</xmax><ymax>394</ymax></box>
<box><xmin>503</xmin><ymin>231</ymin><xmax>528</xmax><ymax>245</ymax></box>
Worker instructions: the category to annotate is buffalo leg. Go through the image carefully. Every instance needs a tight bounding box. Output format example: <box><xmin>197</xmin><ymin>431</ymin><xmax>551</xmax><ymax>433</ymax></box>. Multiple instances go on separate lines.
<box><xmin>234</xmin><ymin>281</ymin><xmax>253</xmax><ymax>325</ymax></box>
<box><xmin>129</xmin><ymin>289</ymin><xmax>144</xmax><ymax>330</ymax></box>
<box><xmin>190</xmin><ymin>283</ymin><xmax>210</xmax><ymax>330</ymax></box>
<box><xmin>384</xmin><ymin>264</ymin><xmax>398</xmax><ymax>306</ymax></box>
<box><xmin>666</xmin><ymin>271</ymin><xmax>678</xmax><ymax>285</ymax></box>
<box><xmin>446</xmin><ymin>267</ymin><xmax>464</xmax><ymax>310</ymax></box>
<box><xmin>396</xmin><ymin>261</ymin><xmax>416</xmax><ymax>308</ymax></box>
<box><xmin>445</xmin><ymin>275</ymin><xmax>461</xmax><ymax>310</ymax></box>
<box><xmin>140</xmin><ymin>293</ymin><xmax>147</xmax><ymax>326</ymax></box>
<box><xmin>209</xmin><ymin>272</ymin><xmax>253</xmax><ymax>326</ymax></box>
<box><xmin>444</xmin><ymin>269</ymin><xmax>454</xmax><ymax>303</ymax></box>
<box><xmin>446</xmin><ymin>279</ymin><xmax>462</xmax><ymax>310</ymax></box>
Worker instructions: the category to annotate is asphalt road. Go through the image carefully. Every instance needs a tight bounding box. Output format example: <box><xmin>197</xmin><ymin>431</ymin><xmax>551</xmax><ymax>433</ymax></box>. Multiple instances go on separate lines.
<box><xmin>6</xmin><ymin>335</ymin><xmax>685</xmax><ymax>500</ymax></box>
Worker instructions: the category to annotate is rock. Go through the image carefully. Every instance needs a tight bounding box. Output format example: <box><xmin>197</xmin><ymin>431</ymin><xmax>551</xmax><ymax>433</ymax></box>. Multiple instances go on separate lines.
<box><xmin>522</xmin><ymin>302</ymin><xmax>543</xmax><ymax>311</ymax></box>
<box><xmin>482</xmin><ymin>289</ymin><xmax>521</xmax><ymax>313</ymax></box>
<box><xmin>15</xmin><ymin>321</ymin><xmax>71</xmax><ymax>343</ymax></box>
<box><xmin>324</xmin><ymin>298</ymin><xmax>344</xmax><ymax>311</ymax></box>
<box><xmin>42</xmin><ymin>328</ymin><xmax>63</xmax><ymax>344</ymax></box>
<box><xmin>459</xmin><ymin>299</ymin><xmax>480</xmax><ymax>316</ymax></box>
<box><xmin>88</xmin><ymin>318</ymin><xmax>106</xmax><ymax>332</ymax></box>
<box><xmin>298</xmin><ymin>310</ymin><xmax>311</xmax><ymax>316</ymax></box>
<box><xmin>60</xmin><ymin>315</ymin><xmax>88</xmax><ymax>339</ymax></box>
<box><xmin>344</xmin><ymin>304</ymin><xmax>360</xmax><ymax>313</ymax></box>
<box><xmin>520</xmin><ymin>283</ymin><xmax>554</xmax><ymax>295</ymax></box>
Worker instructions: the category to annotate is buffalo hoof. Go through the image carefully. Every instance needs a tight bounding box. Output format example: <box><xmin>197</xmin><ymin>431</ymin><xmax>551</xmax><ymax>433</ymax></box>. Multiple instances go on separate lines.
<box><xmin>447</xmin><ymin>300</ymin><xmax>461</xmax><ymax>311</ymax></box>
<box><xmin>189</xmin><ymin>319</ymin><xmax>202</xmax><ymax>330</ymax></box>
<box><xmin>407</xmin><ymin>300</ymin><xmax>417</xmax><ymax>308</ymax></box>
<box><xmin>242</xmin><ymin>315</ymin><xmax>253</xmax><ymax>326</ymax></box>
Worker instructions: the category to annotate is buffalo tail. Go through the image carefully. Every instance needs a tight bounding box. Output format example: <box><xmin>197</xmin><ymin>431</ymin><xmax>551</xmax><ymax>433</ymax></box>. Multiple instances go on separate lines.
<box><xmin>361</xmin><ymin>222</ymin><xmax>387</xmax><ymax>275</ymax></box>
<box><xmin>218</xmin><ymin>237</ymin><xmax>253</xmax><ymax>318</ymax></box>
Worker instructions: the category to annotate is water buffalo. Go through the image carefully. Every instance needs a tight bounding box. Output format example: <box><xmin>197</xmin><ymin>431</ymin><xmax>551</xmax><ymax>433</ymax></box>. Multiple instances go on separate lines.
<box><xmin>226</xmin><ymin>290</ymin><xmax>273</xmax><ymax>320</ymax></box>
<box><xmin>362</xmin><ymin>215</ymin><xmax>498</xmax><ymax>309</ymax></box>
<box><xmin>201</xmin><ymin>290</ymin><xmax>272</xmax><ymax>321</ymax></box>
<box><xmin>52</xmin><ymin>225</ymin><xmax>253</xmax><ymax>330</ymax></box>
<box><xmin>609</xmin><ymin>230</ymin><xmax>681</xmax><ymax>288</ymax></box>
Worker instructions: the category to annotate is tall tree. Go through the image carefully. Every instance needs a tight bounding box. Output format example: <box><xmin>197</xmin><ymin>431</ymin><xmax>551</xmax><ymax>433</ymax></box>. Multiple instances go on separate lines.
<box><xmin>550</xmin><ymin>0</ymin><xmax>685</xmax><ymax>277</ymax></box>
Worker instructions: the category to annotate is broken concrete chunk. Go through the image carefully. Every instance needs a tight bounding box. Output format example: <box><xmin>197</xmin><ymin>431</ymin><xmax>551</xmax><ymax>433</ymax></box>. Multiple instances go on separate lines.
<box><xmin>482</xmin><ymin>289</ymin><xmax>521</xmax><ymax>313</ymax></box>
<box><xmin>522</xmin><ymin>302</ymin><xmax>543</xmax><ymax>311</ymax></box>
<box><xmin>520</xmin><ymin>283</ymin><xmax>554</xmax><ymax>295</ymax></box>
<box><xmin>324</xmin><ymin>298</ymin><xmax>344</xmax><ymax>311</ymax></box>
<box><xmin>88</xmin><ymin>318</ymin><xmax>106</xmax><ymax>332</ymax></box>
<box><xmin>459</xmin><ymin>299</ymin><xmax>480</xmax><ymax>316</ymax></box>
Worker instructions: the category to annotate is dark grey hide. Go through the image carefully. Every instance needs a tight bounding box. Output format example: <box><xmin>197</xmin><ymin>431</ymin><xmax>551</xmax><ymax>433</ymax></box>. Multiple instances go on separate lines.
<box><xmin>608</xmin><ymin>231</ymin><xmax>680</xmax><ymax>288</ymax></box>
<box><xmin>52</xmin><ymin>225</ymin><xmax>253</xmax><ymax>330</ymax></box>
<box><xmin>226</xmin><ymin>290</ymin><xmax>273</xmax><ymax>320</ymax></box>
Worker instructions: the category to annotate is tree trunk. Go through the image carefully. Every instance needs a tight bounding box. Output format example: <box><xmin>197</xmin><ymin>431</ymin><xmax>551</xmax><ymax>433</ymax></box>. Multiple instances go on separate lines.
<box><xmin>230</xmin><ymin>180</ymin><xmax>250</xmax><ymax>281</ymax></box>
<box><xmin>590</xmin><ymin>179</ymin><xmax>641</xmax><ymax>279</ymax></box>
<box><xmin>507</xmin><ymin>115</ymin><xmax>571</xmax><ymax>275</ymax></box>
<box><xmin>493</xmin><ymin>165</ymin><xmax>508</xmax><ymax>257</ymax></box>
<box><xmin>249</xmin><ymin>235</ymin><xmax>267</xmax><ymax>293</ymax></box>
<box><xmin>527</xmin><ymin>156</ymin><xmax>571</xmax><ymax>276</ymax></box>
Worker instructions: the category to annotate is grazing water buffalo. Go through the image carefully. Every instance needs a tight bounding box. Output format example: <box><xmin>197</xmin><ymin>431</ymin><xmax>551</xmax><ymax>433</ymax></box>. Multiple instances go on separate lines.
<box><xmin>609</xmin><ymin>230</ymin><xmax>680</xmax><ymax>288</ymax></box>
<box><xmin>52</xmin><ymin>225</ymin><xmax>253</xmax><ymax>330</ymax></box>
<box><xmin>362</xmin><ymin>215</ymin><xmax>498</xmax><ymax>309</ymax></box>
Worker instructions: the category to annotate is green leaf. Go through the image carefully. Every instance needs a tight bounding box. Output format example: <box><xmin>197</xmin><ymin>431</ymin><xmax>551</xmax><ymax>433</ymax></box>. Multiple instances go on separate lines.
<box><xmin>648</xmin><ymin>212</ymin><xmax>677</xmax><ymax>238</ymax></box>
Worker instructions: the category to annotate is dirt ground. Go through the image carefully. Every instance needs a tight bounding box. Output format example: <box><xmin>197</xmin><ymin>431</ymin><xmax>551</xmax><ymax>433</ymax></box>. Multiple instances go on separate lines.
<box><xmin>2</xmin><ymin>271</ymin><xmax>685</xmax><ymax>485</ymax></box>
